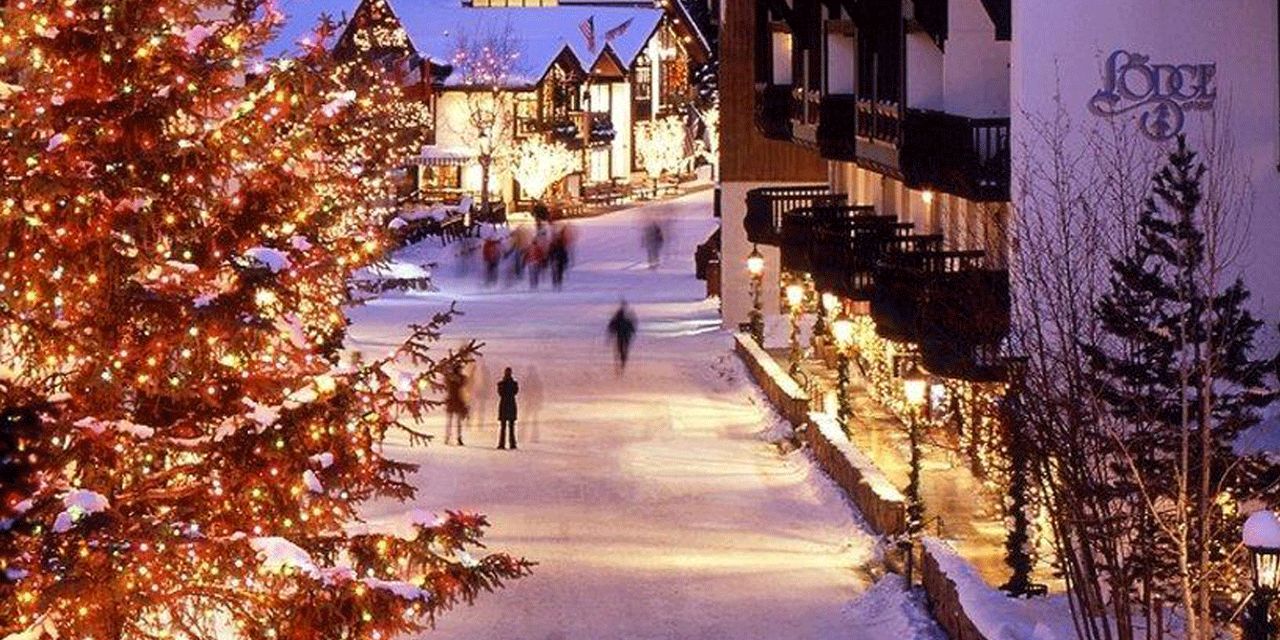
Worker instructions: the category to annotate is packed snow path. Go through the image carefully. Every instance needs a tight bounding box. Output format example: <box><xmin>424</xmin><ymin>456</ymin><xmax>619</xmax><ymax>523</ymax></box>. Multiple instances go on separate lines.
<box><xmin>347</xmin><ymin>191</ymin><xmax>943</xmax><ymax>639</ymax></box>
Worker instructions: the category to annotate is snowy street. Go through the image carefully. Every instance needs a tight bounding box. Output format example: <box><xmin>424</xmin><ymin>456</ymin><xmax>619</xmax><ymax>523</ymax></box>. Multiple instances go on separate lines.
<box><xmin>347</xmin><ymin>191</ymin><xmax>942</xmax><ymax>639</ymax></box>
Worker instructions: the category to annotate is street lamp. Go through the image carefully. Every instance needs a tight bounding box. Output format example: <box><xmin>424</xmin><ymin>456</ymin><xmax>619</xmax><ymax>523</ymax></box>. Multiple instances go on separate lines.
<box><xmin>747</xmin><ymin>246</ymin><xmax>765</xmax><ymax>345</ymax></box>
<box><xmin>785</xmin><ymin>283</ymin><xmax>805</xmax><ymax>376</ymax></box>
<box><xmin>831</xmin><ymin>313</ymin><xmax>855</xmax><ymax>429</ymax></box>
<box><xmin>1244</xmin><ymin>510</ymin><xmax>1280</xmax><ymax>640</ymax></box>
<box><xmin>901</xmin><ymin>362</ymin><xmax>929</xmax><ymax>587</ymax></box>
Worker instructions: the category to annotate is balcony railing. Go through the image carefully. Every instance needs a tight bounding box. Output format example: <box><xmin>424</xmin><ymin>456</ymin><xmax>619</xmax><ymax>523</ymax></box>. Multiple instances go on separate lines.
<box><xmin>809</xmin><ymin>213</ymin><xmax>909</xmax><ymax>300</ymax></box>
<box><xmin>816</xmin><ymin>94</ymin><xmax>857</xmax><ymax>161</ymax></box>
<box><xmin>918</xmin><ymin>258</ymin><xmax>1011</xmax><ymax>381</ymax></box>
<box><xmin>778</xmin><ymin>205</ymin><xmax>874</xmax><ymax>275</ymax></box>
<box><xmin>902</xmin><ymin>109</ymin><xmax>1011</xmax><ymax>202</ymax></box>
<box><xmin>754</xmin><ymin>83</ymin><xmax>795</xmax><ymax>141</ymax></box>
<box><xmin>743</xmin><ymin>185</ymin><xmax>845</xmax><ymax>246</ymax></box>
<box><xmin>856</xmin><ymin>98</ymin><xmax>902</xmax><ymax>146</ymax></box>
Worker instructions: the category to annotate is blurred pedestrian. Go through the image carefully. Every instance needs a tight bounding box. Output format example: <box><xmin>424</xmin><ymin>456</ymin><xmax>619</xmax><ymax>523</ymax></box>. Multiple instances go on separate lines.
<box><xmin>643</xmin><ymin>221</ymin><xmax>664</xmax><ymax>270</ymax></box>
<box><xmin>526</xmin><ymin>238</ymin><xmax>547</xmax><ymax>289</ymax></box>
<box><xmin>497</xmin><ymin>368</ymin><xmax>519</xmax><ymax>450</ymax></box>
<box><xmin>607</xmin><ymin>301</ymin><xmax>638</xmax><ymax>374</ymax></box>
<box><xmin>549</xmin><ymin>224</ymin><xmax>571</xmax><ymax>289</ymax></box>
<box><xmin>522</xmin><ymin>366</ymin><xmax>544</xmax><ymax>444</ymax></box>
<box><xmin>507</xmin><ymin>226</ymin><xmax>531</xmax><ymax>286</ymax></box>
<box><xmin>482</xmin><ymin>235</ymin><xmax>501</xmax><ymax>286</ymax></box>
<box><xmin>443</xmin><ymin>363</ymin><xmax>470</xmax><ymax>446</ymax></box>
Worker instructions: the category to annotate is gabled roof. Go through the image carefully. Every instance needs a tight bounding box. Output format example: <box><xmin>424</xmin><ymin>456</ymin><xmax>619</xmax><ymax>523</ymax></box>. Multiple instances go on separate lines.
<box><xmin>264</xmin><ymin>0</ymin><xmax>669</xmax><ymax>88</ymax></box>
<box><xmin>387</xmin><ymin>1</ymin><xmax>663</xmax><ymax>87</ymax></box>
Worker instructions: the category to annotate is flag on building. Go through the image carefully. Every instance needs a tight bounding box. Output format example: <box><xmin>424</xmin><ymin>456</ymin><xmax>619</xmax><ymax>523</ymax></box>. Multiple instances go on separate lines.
<box><xmin>580</xmin><ymin>16</ymin><xmax>596</xmax><ymax>52</ymax></box>
<box><xmin>604</xmin><ymin>18</ymin><xmax>634</xmax><ymax>44</ymax></box>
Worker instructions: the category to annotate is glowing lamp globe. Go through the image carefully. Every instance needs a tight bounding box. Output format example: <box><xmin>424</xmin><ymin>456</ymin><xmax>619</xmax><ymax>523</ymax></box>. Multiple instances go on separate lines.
<box><xmin>747</xmin><ymin>248</ymin><xmax>765</xmax><ymax>277</ymax></box>
<box><xmin>785</xmin><ymin>284</ymin><xmax>805</xmax><ymax>309</ymax></box>
<box><xmin>902</xmin><ymin>364</ymin><xmax>928</xmax><ymax>408</ymax></box>
<box><xmin>831</xmin><ymin>317</ymin><xmax>854</xmax><ymax>349</ymax></box>
<box><xmin>821</xmin><ymin>292</ymin><xmax>839</xmax><ymax>314</ymax></box>
<box><xmin>1245</xmin><ymin>509</ymin><xmax>1280</xmax><ymax>594</ymax></box>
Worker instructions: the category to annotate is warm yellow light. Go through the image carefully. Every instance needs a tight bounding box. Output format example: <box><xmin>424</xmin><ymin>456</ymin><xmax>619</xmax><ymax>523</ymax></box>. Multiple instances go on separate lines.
<box><xmin>821</xmin><ymin>292</ymin><xmax>839</xmax><ymax>313</ymax></box>
<box><xmin>921</xmin><ymin>190</ymin><xmax>935</xmax><ymax>205</ymax></box>
<box><xmin>747</xmin><ymin>248</ymin><xmax>765</xmax><ymax>277</ymax></box>
<box><xmin>785</xmin><ymin>284</ymin><xmax>805</xmax><ymax>309</ymax></box>
<box><xmin>902</xmin><ymin>364</ymin><xmax>928</xmax><ymax>407</ymax></box>
<box><xmin>832</xmin><ymin>318</ymin><xmax>854</xmax><ymax>348</ymax></box>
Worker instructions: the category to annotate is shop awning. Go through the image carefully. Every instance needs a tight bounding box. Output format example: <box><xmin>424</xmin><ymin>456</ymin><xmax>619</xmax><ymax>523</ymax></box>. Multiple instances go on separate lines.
<box><xmin>403</xmin><ymin>145</ymin><xmax>475</xmax><ymax>167</ymax></box>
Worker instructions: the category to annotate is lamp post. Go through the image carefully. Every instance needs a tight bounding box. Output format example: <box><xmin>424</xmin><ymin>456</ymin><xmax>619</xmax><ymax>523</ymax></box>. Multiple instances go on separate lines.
<box><xmin>785</xmin><ymin>283</ymin><xmax>805</xmax><ymax>376</ymax></box>
<box><xmin>747</xmin><ymin>246</ymin><xmax>765</xmax><ymax>345</ymax></box>
<box><xmin>814</xmin><ymin>291</ymin><xmax>837</xmax><ymax>348</ymax></box>
<box><xmin>1244</xmin><ymin>510</ymin><xmax>1280</xmax><ymax>640</ymax></box>
<box><xmin>901</xmin><ymin>362</ymin><xmax>929</xmax><ymax>587</ymax></box>
<box><xmin>831</xmin><ymin>313</ymin><xmax>854</xmax><ymax>430</ymax></box>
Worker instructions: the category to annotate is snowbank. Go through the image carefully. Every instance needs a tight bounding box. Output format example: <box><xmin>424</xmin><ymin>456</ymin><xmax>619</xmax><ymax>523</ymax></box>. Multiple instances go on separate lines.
<box><xmin>922</xmin><ymin>538</ymin><xmax>1076</xmax><ymax>640</ymax></box>
<box><xmin>734</xmin><ymin>333</ymin><xmax>810</xmax><ymax>425</ymax></box>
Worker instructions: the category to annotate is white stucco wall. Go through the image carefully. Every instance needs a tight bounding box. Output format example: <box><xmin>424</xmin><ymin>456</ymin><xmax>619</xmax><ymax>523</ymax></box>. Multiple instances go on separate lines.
<box><xmin>907</xmin><ymin>32</ymin><xmax>945</xmax><ymax>110</ymax></box>
<box><xmin>435</xmin><ymin>91</ymin><xmax>516</xmax><ymax>202</ymax></box>
<box><xmin>943</xmin><ymin>0</ymin><xmax>1009</xmax><ymax>117</ymax></box>
<box><xmin>609</xmin><ymin>81</ymin><xmax>633</xmax><ymax>178</ymax></box>
<box><xmin>1011</xmin><ymin>0</ymin><xmax>1280</xmax><ymax>332</ymax></box>
<box><xmin>721</xmin><ymin>181</ymin><xmax>789</xmax><ymax>329</ymax></box>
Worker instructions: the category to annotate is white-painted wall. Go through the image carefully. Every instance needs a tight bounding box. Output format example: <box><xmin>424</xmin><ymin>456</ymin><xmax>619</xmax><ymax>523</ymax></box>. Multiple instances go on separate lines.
<box><xmin>435</xmin><ymin>91</ymin><xmax>517</xmax><ymax>202</ymax></box>
<box><xmin>907</xmin><ymin>32</ymin><xmax>945</xmax><ymax>110</ymax></box>
<box><xmin>1011</xmin><ymin>0</ymin><xmax>1280</xmax><ymax>332</ymax></box>
<box><xmin>943</xmin><ymin>0</ymin><xmax>1009</xmax><ymax>117</ymax></box>
<box><xmin>721</xmin><ymin>181</ymin><xmax>789</xmax><ymax>329</ymax></box>
<box><xmin>610</xmin><ymin>80</ymin><xmax>633</xmax><ymax>179</ymax></box>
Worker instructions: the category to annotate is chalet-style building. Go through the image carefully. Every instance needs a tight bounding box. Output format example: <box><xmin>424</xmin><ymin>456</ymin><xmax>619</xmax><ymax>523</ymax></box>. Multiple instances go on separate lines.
<box><xmin>270</xmin><ymin>0</ymin><xmax>712</xmax><ymax>211</ymax></box>
<box><xmin>721</xmin><ymin>0</ymin><xmax>1279</xmax><ymax>383</ymax></box>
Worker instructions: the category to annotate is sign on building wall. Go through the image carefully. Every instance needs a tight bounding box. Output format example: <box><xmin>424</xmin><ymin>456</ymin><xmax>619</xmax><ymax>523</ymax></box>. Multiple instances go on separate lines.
<box><xmin>1088</xmin><ymin>50</ymin><xmax>1217</xmax><ymax>141</ymax></box>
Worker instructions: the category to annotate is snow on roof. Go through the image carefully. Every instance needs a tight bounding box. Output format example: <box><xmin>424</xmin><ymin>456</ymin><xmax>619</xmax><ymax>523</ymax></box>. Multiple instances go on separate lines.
<box><xmin>262</xmin><ymin>0</ymin><xmax>663</xmax><ymax>85</ymax></box>
<box><xmin>266</xmin><ymin>0</ymin><xmax>361</xmax><ymax>58</ymax></box>
<box><xmin>386</xmin><ymin>1</ymin><xmax>663</xmax><ymax>86</ymax></box>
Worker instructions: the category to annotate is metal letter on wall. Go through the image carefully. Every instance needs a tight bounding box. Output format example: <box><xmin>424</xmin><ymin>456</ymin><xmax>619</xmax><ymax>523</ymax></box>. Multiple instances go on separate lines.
<box><xmin>1088</xmin><ymin>50</ymin><xmax>1217</xmax><ymax>141</ymax></box>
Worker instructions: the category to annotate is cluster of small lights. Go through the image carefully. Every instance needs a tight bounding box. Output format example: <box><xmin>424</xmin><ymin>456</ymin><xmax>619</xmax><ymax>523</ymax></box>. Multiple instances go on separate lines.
<box><xmin>0</xmin><ymin>2</ymin><xmax>528</xmax><ymax>638</ymax></box>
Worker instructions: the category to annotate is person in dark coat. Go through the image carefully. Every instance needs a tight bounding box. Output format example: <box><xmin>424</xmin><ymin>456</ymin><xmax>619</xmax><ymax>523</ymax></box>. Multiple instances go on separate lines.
<box><xmin>497</xmin><ymin>367</ymin><xmax>519</xmax><ymax>450</ymax></box>
<box><xmin>607</xmin><ymin>301</ymin><xmax>638</xmax><ymax>374</ymax></box>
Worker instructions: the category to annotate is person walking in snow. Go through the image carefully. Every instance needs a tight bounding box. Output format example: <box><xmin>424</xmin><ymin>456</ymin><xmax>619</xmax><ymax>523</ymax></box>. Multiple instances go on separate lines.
<box><xmin>482</xmin><ymin>235</ymin><xmax>501</xmax><ymax>286</ymax></box>
<box><xmin>549</xmin><ymin>225</ymin><xmax>571</xmax><ymax>289</ymax></box>
<box><xmin>643</xmin><ymin>221</ymin><xmax>664</xmax><ymax>270</ymax></box>
<box><xmin>443</xmin><ymin>363</ymin><xmax>470</xmax><ymax>446</ymax></box>
<box><xmin>497</xmin><ymin>368</ymin><xmax>519</xmax><ymax>450</ymax></box>
<box><xmin>607</xmin><ymin>301</ymin><xmax>638</xmax><ymax>374</ymax></box>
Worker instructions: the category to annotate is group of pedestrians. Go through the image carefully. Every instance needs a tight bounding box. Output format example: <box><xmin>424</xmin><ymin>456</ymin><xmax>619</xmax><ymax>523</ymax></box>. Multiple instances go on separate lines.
<box><xmin>480</xmin><ymin>221</ymin><xmax>576</xmax><ymax>290</ymax></box>
<box><xmin>443</xmin><ymin>362</ymin><xmax>535</xmax><ymax>450</ymax></box>
<box><xmin>439</xmin><ymin>301</ymin><xmax>640</xmax><ymax>448</ymax></box>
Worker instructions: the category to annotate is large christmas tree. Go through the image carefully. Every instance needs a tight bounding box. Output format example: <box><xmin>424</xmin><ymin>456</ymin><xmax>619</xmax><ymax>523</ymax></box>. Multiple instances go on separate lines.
<box><xmin>0</xmin><ymin>2</ymin><xmax>529</xmax><ymax>638</ymax></box>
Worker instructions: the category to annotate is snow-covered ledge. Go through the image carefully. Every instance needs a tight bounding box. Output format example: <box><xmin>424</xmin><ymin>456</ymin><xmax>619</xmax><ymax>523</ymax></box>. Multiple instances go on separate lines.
<box><xmin>734</xmin><ymin>333</ymin><xmax>811</xmax><ymax>426</ymax></box>
<box><xmin>805</xmin><ymin>412</ymin><xmax>907</xmax><ymax>536</ymax></box>
<box><xmin>922</xmin><ymin>538</ymin><xmax>1076</xmax><ymax>640</ymax></box>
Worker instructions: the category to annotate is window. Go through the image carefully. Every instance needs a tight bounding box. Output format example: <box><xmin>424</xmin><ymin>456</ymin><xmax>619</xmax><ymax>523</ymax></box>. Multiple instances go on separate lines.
<box><xmin>515</xmin><ymin>92</ymin><xmax>538</xmax><ymax>134</ymax></box>
<box><xmin>634</xmin><ymin>54</ymin><xmax>652</xmax><ymax>101</ymax></box>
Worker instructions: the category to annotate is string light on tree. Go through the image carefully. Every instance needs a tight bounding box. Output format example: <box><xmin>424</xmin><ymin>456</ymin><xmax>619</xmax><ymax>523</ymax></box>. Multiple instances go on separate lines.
<box><xmin>0</xmin><ymin>3</ymin><xmax>530</xmax><ymax>638</ymax></box>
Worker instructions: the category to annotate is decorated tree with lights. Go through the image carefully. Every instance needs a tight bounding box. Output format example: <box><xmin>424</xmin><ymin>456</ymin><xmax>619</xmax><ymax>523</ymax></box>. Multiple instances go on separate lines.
<box><xmin>449</xmin><ymin>22</ymin><xmax>525</xmax><ymax>218</ymax></box>
<box><xmin>0</xmin><ymin>2</ymin><xmax>529</xmax><ymax>639</ymax></box>
<box><xmin>634</xmin><ymin>115</ymin><xmax>688</xmax><ymax>194</ymax></box>
<box><xmin>509</xmin><ymin>135</ymin><xmax>579</xmax><ymax>205</ymax></box>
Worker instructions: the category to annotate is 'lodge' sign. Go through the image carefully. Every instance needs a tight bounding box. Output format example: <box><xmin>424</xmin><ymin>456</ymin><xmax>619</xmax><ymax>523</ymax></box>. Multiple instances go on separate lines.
<box><xmin>1088</xmin><ymin>49</ymin><xmax>1217</xmax><ymax>141</ymax></box>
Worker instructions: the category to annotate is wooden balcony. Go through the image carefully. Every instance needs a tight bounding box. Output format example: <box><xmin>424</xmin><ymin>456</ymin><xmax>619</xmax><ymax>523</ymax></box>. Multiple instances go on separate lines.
<box><xmin>816</xmin><ymin>94</ymin><xmax>857</xmax><ymax>161</ymax></box>
<box><xmin>868</xmin><ymin>236</ymin><xmax>946</xmax><ymax>343</ymax></box>
<box><xmin>901</xmin><ymin>109</ymin><xmax>1011</xmax><ymax>202</ymax></box>
<box><xmin>743</xmin><ymin>185</ymin><xmax>844</xmax><ymax>246</ymax></box>
<box><xmin>918</xmin><ymin>259</ymin><xmax>1011</xmax><ymax>382</ymax></box>
<box><xmin>811</xmin><ymin>218</ymin><xmax>913</xmax><ymax>300</ymax></box>
<box><xmin>754</xmin><ymin>83</ymin><xmax>795</xmax><ymax>141</ymax></box>
<box><xmin>856</xmin><ymin>98</ymin><xmax>902</xmax><ymax>147</ymax></box>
